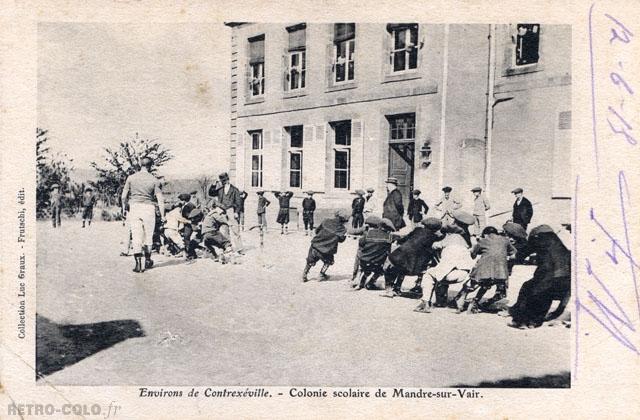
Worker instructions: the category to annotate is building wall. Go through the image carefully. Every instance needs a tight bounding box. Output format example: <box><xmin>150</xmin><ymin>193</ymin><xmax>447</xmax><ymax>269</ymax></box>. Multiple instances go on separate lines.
<box><xmin>228</xmin><ymin>23</ymin><xmax>571</xmax><ymax>229</ymax></box>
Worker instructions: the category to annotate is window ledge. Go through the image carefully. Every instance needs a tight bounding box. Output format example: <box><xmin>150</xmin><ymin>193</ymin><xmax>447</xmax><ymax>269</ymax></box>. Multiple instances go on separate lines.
<box><xmin>282</xmin><ymin>90</ymin><xmax>308</xmax><ymax>99</ymax></box>
<box><xmin>503</xmin><ymin>63</ymin><xmax>545</xmax><ymax>77</ymax></box>
<box><xmin>245</xmin><ymin>96</ymin><xmax>266</xmax><ymax>105</ymax></box>
<box><xmin>325</xmin><ymin>82</ymin><xmax>358</xmax><ymax>93</ymax></box>
<box><xmin>382</xmin><ymin>72</ymin><xmax>422</xmax><ymax>84</ymax></box>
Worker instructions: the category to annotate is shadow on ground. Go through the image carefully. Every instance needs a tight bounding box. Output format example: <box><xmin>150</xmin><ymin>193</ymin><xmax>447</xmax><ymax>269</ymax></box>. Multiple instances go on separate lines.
<box><xmin>36</xmin><ymin>314</ymin><xmax>144</xmax><ymax>380</ymax></box>
<box><xmin>453</xmin><ymin>371</ymin><xmax>570</xmax><ymax>388</ymax></box>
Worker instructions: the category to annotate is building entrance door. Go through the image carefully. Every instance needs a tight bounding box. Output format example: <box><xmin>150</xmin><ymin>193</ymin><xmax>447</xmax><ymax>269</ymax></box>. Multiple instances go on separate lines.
<box><xmin>388</xmin><ymin>142</ymin><xmax>415</xmax><ymax>207</ymax></box>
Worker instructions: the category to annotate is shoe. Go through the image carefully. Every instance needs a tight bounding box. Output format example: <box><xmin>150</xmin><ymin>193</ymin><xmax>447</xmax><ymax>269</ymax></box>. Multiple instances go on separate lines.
<box><xmin>302</xmin><ymin>275</ymin><xmax>309</xmax><ymax>283</ymax></box>
<box><xmin>365</xmin><ymin>282</ymin><xmax>377</xmax><ymax>290</ymax></box>
<box><xmin>413</xmin><ymin>301</ymin><xmax>431</xmax><ymax>313</ymax></box>
<box><xmin>120</xmin><ymin>252</ymin><xmax>129</xmax><ymax>257</ymax></box>
<box><xmin>467</xmin><ymin>301</ymin><xmax>480</xmax><ymax>314</ymax></box>
<box><xmin>409</xmin><ymin>285</ymin><xmax>423</xmax><ymax>295</ymax></box>
<box><xmin>319</xmin><ymin>272</ymin><xmax>330</xmax><ymax>281</ymax></box>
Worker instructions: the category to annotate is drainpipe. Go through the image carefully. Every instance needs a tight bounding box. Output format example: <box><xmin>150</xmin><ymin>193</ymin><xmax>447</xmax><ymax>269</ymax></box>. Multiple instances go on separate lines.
<box><xmin>438</xmin><ymin>24</ymin><xmax>450</xmax><ymax>189</ymax></box>
<box><xmin>484</xmin><ymin>24</ymin><xmax>496</xmax><ymax>194</ymax></box>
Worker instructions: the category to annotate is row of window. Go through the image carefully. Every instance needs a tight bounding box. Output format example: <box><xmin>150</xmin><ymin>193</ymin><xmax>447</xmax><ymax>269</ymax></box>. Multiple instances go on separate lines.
<box><xmin>246</xmin><ymin>23</ymin><xmax>541</xmax><ymax>98</ymax></box>
<box><xmin>249</xmin><ymin>114</ymin><xmax>416</xmax><ymax>190</ymax></box>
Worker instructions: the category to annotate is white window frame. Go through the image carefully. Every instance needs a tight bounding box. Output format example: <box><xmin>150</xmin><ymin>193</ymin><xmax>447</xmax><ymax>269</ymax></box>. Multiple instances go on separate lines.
<box><xmin>250</xmin><ymin>131</ymin><xmax>263</xmax><ymax>187</ymax></box>
<box><xmin>287</xmin><ymin>125</ymin><xmax>304</xmax><ymax>188</ymax></box>
<box><xmin>250</xmin><ymin>62</ymin><xmax>265</xmax><ymax>97</ymax></box>
<box><xmin>389</xmin><ymin>25</ymin><xmax>419</xmax><ymax>74</ymax></box>
<box><xmin>333</xmin><ymin>38</ymin><xmax>355</xmax><ymax>84</ymax></box>
<box><xmin>332</xmin><ymin>121</ymin><xmax>351</xmax><ymax>190</ymax></box>
<box><xmin>288</xmin><ymin>50</ymin><xmax>306</xmax><ymax>91</ymax></box>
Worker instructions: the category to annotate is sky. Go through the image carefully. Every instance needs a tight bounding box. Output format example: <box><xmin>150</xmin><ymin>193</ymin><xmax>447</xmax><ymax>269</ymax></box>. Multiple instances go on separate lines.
<box><xmin>37</xmin><ymin>22</ymin><xmax>231</xmax><ymax>180</ymax></box>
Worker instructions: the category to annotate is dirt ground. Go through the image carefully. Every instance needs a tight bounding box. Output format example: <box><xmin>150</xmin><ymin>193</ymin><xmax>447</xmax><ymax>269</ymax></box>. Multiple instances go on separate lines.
<box><xmin>36</xmin><ymin>219</ymin><xmax>570</xmax><ymax>387</ymax></box>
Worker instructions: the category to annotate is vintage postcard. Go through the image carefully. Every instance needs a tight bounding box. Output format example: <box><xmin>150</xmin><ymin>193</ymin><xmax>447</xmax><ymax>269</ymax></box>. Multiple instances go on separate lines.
<box><xmin>0</xmin><ymin>0</ymin><xmax>638</xmax><ymax>418</ymax></box>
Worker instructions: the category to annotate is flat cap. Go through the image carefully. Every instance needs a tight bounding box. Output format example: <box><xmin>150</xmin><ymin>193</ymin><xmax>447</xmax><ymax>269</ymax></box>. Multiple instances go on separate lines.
<box><xmin>412</xmin><ymin>189</ymin><xmax>421</xmax><ymax>195</ymax></box>
<box><xmin>503</xmin><ymin>222</ymin><xmax>527</xmax><ymax>240</ymax></box>
<box><xmin>218</xmin><ymin>172</ymin><xmax>230</xmax><ymax>181</ymax></box>
<box><xmin>364</xmin><ymin>215</ymin><xmax>382</xmax><ymax>227</ymax></box>
<box><xmin>366</xmin><ymin>187</ymin><xmax>375</xmax><ymax>193</ymax></box>
<box><xmin>452</xmin><ymin>209</ymin><xmax>475</xmax><ymax>225</ymax></box>
<box><xmin>305</xmin><ymin>190</ymin><xmax>315</xmax><ymax>195</ymax></box>
<box><xmin>335</xmin><ymin>209</ymin><xmax>350</xmax><ymax>221</ymax></box>
<box><xmin>442</xmin><ymin>186</ymin><xmax>452</xmax><ymax>193</ymax></box>
<box><xmin>471</xmin><ymin>187</ymin><xmax>482</xmax><ymax>192</ymax></box>
<box><xmin>511</xmin><ymin>187</ymin><xmax>523</xmax><ymax>194</ymax></box>
<box><xmin>530</xmin><ymin>224</ymin><xmax>554</xmax><ymax>237</ymax></box>
<box><xmin>355</xmin><ymin>189</ymin><xmax>366</xmax><ymax>195</ymax></box>
<box><xmin>422</xmin><ymin>217</ymin><xmax>443</xmax><ymax>230</ymax></box>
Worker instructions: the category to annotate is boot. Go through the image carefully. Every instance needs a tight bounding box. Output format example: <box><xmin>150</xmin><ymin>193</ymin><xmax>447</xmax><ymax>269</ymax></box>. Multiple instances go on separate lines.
<box><xmin>365</xmin><ymin>273</ymin><xmax>381</xmax><ymax>290</ymax></box>
<box><xmin>302</xmin><ymin>263</ymin><xmax>312</xmax><ymax>283</ymax></box>
<box><xmin>319</xmin><ymin>263</ymin><xmax>330</xmax><ymax>280</ymax></box>
<box><xmin>356</xmin><ymin>272</ymin><xmax>368</xmax><ymax>290</ymax></box>
<box><xmin>133</xmin><ymin>253</ymin><xmax>144</xmax><ymax>273</ymax></box>
<box><xmin>409</xmin><ymin>276</ymin><xmax>423</xmax><ymax>294</ymax></box>
<box><xmin>143</xmin><ymin>246</ymin><xmax>154</xmax><ymax>269</ymax></box>
<box><xmin>82</xmin><ymin>221</ymin><xmax>85</xmax><ymax>228</ymax></box>
<box><xmin>393</xmin><ymin>274</ymin><xmax>405</xmax><ymax>295</ymax></box>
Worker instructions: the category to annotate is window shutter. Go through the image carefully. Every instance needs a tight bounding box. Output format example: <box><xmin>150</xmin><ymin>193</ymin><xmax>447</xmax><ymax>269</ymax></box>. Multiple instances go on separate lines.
<box><xmin>350</xmin><ymin>120</ymin><xmax>364</xmax><ymax>191</ymax></box>
<box><xmin>282</xmin><ymin>49</ymin><xmax>289</xmax><ymax>92</ymax></box>
<box><xmin>262</xmin><ymin>130</ymin><xmax>273</xmax><ymax>189</ymax></box>
<box><xmin>310</xmin><ymin>124</ymin><xmax>327</xmax><ymax>192</ymax></box>
<box><xmin>302</xmin><ymin>125</ymin><xmax>315</xmax><ymax>189</ymax></box>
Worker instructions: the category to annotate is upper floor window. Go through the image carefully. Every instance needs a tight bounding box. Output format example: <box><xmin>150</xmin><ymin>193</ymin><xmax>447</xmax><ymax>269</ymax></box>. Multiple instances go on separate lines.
<box><xmin>286</xmin><ymin>125</ymin><xmax>304</xmax><ymax>188</ymax></box>
<box><xmin>248</xmin><ymin>35</ymin><xmax>265</xmax><ymax>97</ymax></box>
<box><xmin>515</xmin><ymin>24</ymin><xmax>540</xmax><ymax>66</ymax></box>
<box><xmin>286</xmin><ymin>24</ymin><xmax>306</xmax><ymax>91</ymax></box>
<box><xmin>387</xmin><ymin>24</ymin><xmax>419</xmax><ymax>72</ymax></box>
<box><xmin>333</xmin><ymin>23</ymin><xmax>356</xmax><ymax>84</ymax></box>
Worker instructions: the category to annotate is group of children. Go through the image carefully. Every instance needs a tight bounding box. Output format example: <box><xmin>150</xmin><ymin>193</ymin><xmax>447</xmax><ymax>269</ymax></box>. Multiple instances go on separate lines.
<box><xmin>300</xmin><ymin>202</ymin><xmax>570</xmax><ymax>328</ymax></box>
<box><xmin>46</xmin><ymin>184</ymin><xmax>97</xmax><ymax>228</ymax></box>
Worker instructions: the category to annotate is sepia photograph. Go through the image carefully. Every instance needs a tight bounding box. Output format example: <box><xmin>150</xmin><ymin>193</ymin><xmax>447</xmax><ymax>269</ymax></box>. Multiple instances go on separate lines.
<box><xmin>35</xmin><ymin>21</ymin><xmax>572</xmax><ymax>388</ymax></box>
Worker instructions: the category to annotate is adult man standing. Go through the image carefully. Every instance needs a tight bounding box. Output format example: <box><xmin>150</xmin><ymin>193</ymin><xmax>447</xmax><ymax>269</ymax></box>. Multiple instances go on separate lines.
<box><xmin>49</xmin><ymin>183</ymin><xmax>62</xmax><ymax>228</ymax></box>
<box><xmin>435</xmin><ymin>186</ymin><xmax>461</xmax><ymax>225</ymax></box>
<box><xmin>511</xmin><ymin>187</ymin><xmax>533</xmax><ymax>231</ymax></box>
<box><xmin>120</xmin><ymin>157</ymin><xmax>165</xmax><ymax>273</ymax></box>
<box><xmin>209</xmin><ymin>172</ymin><xmax>244</xmax><ymax>253</ymax></box>
<box><xmin>382</xmin><ymin>178</ymin><xmax>406</xmax><ymax>231</ymax></box>
<box><xmin>471</xmin><ymin>187</ymin><xmax>490</xmax><ymax>236</ymax></box>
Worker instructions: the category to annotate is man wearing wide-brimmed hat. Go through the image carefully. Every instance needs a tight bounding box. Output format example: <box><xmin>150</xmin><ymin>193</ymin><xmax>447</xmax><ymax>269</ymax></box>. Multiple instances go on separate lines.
<box><xmin>49</xmin><ymin>183</ymin><xmax>62</xmax><ymax>228</ymax></box>
<box><xmin>302</xmin><ymin>191</ymin><xmax>316</xmax><ymax>235</ymax></box>
<box><xmin>435</xmin><ymin>186</ymin><xmax>461</xmax><ymax>225</ymax></box>
<box><xmin>120</xmin><ymin>157</ymin><xmax>165</xmax><ymax>273</ymax></box>
<box><xmin>351</xmin><ymin>189</ymin><xmax>366</xmax><ymax>229</ymax></box>
<box><xmin>382</xmin><ymin>178</ymin><xmax>406</xmax><ymax>231</ymax></box>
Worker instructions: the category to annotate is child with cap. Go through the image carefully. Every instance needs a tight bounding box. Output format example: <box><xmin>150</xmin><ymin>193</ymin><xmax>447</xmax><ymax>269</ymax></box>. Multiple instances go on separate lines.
<box><xmin>162</xmin><ymin>193</ymin><xmax>191</xmax><ymax>255</ymax></box>
<box><xmin>435</xmin><ymin>186</ymin><xmax>461</xmax><ymax>226</ymax></box>
<box><xmin>238</xmin><ymin>190</ymin><xmax>248</xmax><ymax>231</ymax></box>
<box><xmin>471</xmin><ymin>187</ymin><xmax>490</xmax><ymax>236</ymax></box>
<box><xmin>302</xmin><ymin>209</ymin><xmax>349</xmax><ymax>282</ymax></box>
<box><xmin>407</xmin><ymin>189</ymin><xmax>429</xmax><ymax>228</ymax></box>
<box><xmin>381</xmin><ymin>217</ymin><xmax>444</xmax><ymax>298</ymax></box>
<box><xmin>302</xmin><ymin>191</ymin><xmax>316</xmax><ymax>235</ymax></box>
<box><xmin>256</xmin><ymin>190</ymin><xmax>270</xmax><ymax>232</ymax></box>
<box><xmin>351</xmin><ymin>189</ymin><xmax>366</xmax><ymax>229</ymax></box>
<box><xmin>273</xmin><ymin>190</ymin><xmax>294</xmax><ymax>235</ymax></box>
<box><xmin>363</xmin><ymin>188</ymin><xmax>377</xmax><ymax>217</ymax></box>
<box><xmin>454</xmin><ymin>226</ymin><xmax>516</xmax><ymax>313</ymax></box>
<box><xmin>354</xmin><ymin>216</ymin><xmax>397</xmax><ymax>290</ymax></box>
<box><xmin>81</xmin><ymin>187</ymin><xmax>97</xmax><ymax>228</ymax></box>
